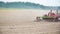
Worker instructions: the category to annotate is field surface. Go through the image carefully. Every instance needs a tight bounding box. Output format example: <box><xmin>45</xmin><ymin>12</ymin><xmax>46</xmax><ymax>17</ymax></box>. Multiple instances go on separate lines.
<box><xmin>0</xmin><ymin>9</ymin><xmax>60</xmax><ymax>34</ymax></box>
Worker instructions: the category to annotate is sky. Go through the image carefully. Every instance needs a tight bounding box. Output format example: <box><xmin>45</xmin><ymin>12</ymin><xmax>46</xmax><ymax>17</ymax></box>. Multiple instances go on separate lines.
<box><xmin>0</xmin><ymin>0</ymin><xmax>60</xmax><ymax>6</ymax></box>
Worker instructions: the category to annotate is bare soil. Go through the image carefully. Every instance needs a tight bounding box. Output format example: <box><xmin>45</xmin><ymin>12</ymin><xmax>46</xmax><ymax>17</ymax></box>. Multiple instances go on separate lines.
<box><xmin>0</xmin><ymin>9</ymin><xmax>60</xmax><ymax>34</ymax></box>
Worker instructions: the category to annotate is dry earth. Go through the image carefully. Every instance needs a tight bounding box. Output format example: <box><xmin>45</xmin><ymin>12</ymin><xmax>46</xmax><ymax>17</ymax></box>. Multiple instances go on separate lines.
<box><xmin>0</xmin><ymin>9</ymin><xmax>60</xmax><ymax>34</ymax></box>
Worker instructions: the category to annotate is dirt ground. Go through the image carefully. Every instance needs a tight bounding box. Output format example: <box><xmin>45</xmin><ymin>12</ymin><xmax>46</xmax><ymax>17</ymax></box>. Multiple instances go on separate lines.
<box><xmin>0</xmin><ymin>9</ymin><xmax>60</xmax><ymax>34</ymax></box>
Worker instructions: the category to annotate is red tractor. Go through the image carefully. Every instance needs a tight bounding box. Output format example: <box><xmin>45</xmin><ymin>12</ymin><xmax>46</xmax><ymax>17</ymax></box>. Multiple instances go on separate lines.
<box><xmin>35</xmin><ymin>10</ymin><xmax>60</xmax><ymax>22</ymax></box>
